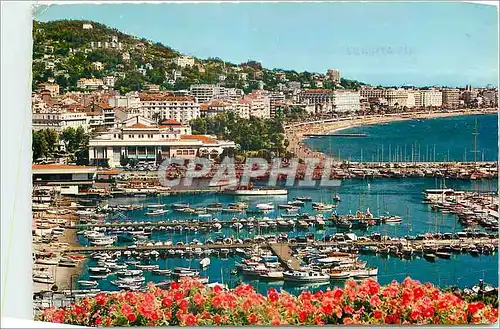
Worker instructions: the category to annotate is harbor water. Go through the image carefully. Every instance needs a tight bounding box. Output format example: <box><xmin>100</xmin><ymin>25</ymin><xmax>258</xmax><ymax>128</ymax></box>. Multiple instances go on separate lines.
<box><xmin>304</xmin><ymin>114</ymin><xmax>498</xmax><ymax>162</ymax></box>
<box><xmin>75</xmin><ymin>177</ymin><xmax>498</xmax><ymax>295</ymax></box>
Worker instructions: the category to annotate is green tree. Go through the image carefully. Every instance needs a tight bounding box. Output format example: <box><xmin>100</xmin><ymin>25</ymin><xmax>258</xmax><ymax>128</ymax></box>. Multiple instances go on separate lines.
<box><xmin>42</xmin><ymin>129</ymin><xmax>59</xmax><ymax>155</ymax></box>
<box><xmin>61</xmin><ymin>127</ymin><xmax>77</xmax><ymax>152</ymax></box>
<box><xmin>32</xmin><ymin>130</ymin><xmax>48</xmax><ymax>160</ymax></box>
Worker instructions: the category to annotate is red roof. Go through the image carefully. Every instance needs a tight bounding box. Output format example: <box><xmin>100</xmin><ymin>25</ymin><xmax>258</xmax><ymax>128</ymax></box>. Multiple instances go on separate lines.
<box><xmin>32</xmin><ymin>164</ymin><xmax>97</xmax><ymax>170</ymax></box>
<box><xmin>180</xmin><ymin>135</ymin><xmax>217</xmax><ymax>144</ymax></box>
<box><xmin>160</xmin><ymin>119</ymin><xmax>183</xmax><ymax>126</ymax></box>
<box><xmin>129</xmin><ymin>123</ymin><xmax>151</xmax><ymax>129</ymax></box>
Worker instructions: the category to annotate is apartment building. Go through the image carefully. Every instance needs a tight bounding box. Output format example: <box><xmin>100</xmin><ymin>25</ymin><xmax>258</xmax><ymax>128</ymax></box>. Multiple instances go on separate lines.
<box><xmin>174</xmin><ymin>56</ymin><xmax>195</xmax><ymax>68</ymax></box>
<box><xmin>189</xmin><ymin>84</ymin><xmax>243</xmax><ymax>103</ymax></box>
<box><xmin>32</xmin><ymin>111</ymin><xmax>89</xmax><ymax>132</ymax></box>
<box><xmin>441</xmin><ymin>88</ymin><xmax>460</xmax><ymax>108</ymax></box>
<box><xmin>419</xmin><ymin>90</ymin><xmax>443</xmax><ymax>107</ymax></box>
<box><xmin>331</xmin><ymin>90</ymin><xmax>361</xmax><ymax>112</ymax></box>
<box><xmin>299</xmin><ymin>89</ymin><xmax>360</xmax><ymax>112</ymax></box>
<box><xmin>200</xmin><ymin>100</ymin><xmax>234</xmax><ymax>118</ymax></box>
<box><xmin>244</xmin><ymin>90</ymin><xmax>271</xmax><ymax>118</ymax></box>
<box><xmin>139</xmin><ymin>94</ymin><xmax>200</xmax><ymax>124</ymax></box>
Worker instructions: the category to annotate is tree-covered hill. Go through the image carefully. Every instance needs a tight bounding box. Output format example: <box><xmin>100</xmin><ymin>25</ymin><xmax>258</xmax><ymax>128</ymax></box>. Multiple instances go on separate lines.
<box><xmin>32</xmin><ymin>19</ymin><xmax>366</xmax><ymax>93</ymax></box>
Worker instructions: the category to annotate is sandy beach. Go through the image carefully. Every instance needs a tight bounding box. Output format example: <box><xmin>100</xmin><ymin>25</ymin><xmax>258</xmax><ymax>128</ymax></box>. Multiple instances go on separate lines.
<box><xmin>284</xmin><ymin>108</ymin><xmax>497</xmax><ymax>160</ymax></box>
<box><xmin>33</xmin><ymin>220</ymin><xmax>85</xmax><ymax>293</ymax></box>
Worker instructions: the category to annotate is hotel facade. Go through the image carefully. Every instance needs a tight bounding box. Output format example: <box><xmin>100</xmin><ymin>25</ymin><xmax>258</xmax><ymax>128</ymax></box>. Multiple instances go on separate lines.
<box><xmin>88</xmin><ymin>116</ymin><xmax>235</xmax><ymax>167</ymax></box>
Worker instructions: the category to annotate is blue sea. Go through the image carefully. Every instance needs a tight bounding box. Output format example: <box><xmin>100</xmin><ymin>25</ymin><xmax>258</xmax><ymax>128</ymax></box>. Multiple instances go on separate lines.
<box><xmin>304</xmin><ymin>114</ymin><xmax>498</xmax><ymax>162</ymax></box>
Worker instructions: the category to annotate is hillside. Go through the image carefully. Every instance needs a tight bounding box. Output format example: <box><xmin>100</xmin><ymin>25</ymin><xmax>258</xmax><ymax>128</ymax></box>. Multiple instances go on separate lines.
<box><xmin>32</xmin><ymin>20</ymin><xmax>366</xmax><ymax>93</ymax></box>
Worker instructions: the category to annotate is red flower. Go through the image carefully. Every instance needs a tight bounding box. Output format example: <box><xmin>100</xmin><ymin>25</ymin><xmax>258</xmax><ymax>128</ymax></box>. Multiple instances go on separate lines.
<box><xmin>248</xmin><ymin>313</ymin><xmax>258</xmax><ymax>324</ymax></box>
<box><xmin>271</xmin><ymin>317</ymin><xmax>281</xmax><ymax>326</ymax></box>
<box><xmin>73</xmin><ymin>305</ymin><xmax>84</xmax><ymax>316</ymax></box>
<box><xmin>322</xmin><ymin>303</ymin><xmax>334</xmax><ymax>315</ymax></box>
<box><xmin>212</xmin><ymin>296</ymin><xmax>222</xmax><ymax>307</ymax></box>
<box><xmin>373</xmin><ymin>310</ymin><xmax>383</xmax><ymax>319</ymax></box>
<box><xmin>162</xmin><ymin>297</ymin><xmax>173</xmax><ymax>307</ymax></box>
<box><xmin>413</xmin><ymin>287</ymin><xmax>424</xmax><ymax>300</ymax></box>
<box><xmin>267</xmin><ymin>288</ymin><xmax>279</xmax><ymax>302</ymax></box>
<box><xmin>178</xmin><ymin>299</ymin><xmax>189</xmax><ymax>311</ymax></box>
<box><xmin>95</xmin><ymin>294</ymin><xmax>107</xmax><ymax>306</ymax></box>
<box><xmin>422</xmin><ymin>306</ymin><xmax>434</xmax><ymax>318</ymax></box>
<box><xmin>333</xmin><ymin>288</ymin><xmax>343</xmax><ymax>300</ymax></box>
<box><xmin>410</xmin><ymin>310</ymin><xmax>421</xmax><ymax>321</ymax></box>
<box><xmin>213</xmin><ymin>314</ymin><xmax>221</xmax><ymax>325</ymax></box>
<box><xmin>193</xmin><ymin>293</ymin><xmax>205</xmax><ymax>306</ymax></box>
<box><xmin>170</xmin><ymin>281</ymin><xmax>180</xmax><ymax>290</ymax></box>
<box><xmin>300</xmin><ymin>291</ymin><xmax>312</xmax><ymax>301</ymax></box>
<box><xmin>52</xmin><ymin>310</ymin><xmax>65</xmax><ymax>323</ymax></box>
<box><xmin>213</xmin><ymin>284</ymin><xmax>223</xmax><ymax>294</ymax></box>
<box><xmin>370</xmin><ymin>295</ymin><xmax>381</xmax><ymax>307</ymax></box>
<box><xmin>174</xmin><ymin>290</ymin><xmax>184</xmax><ymax>301</ymax></box>
<box><xmin>344</xmin><ymin>305</ymin><xmax>354</xmax><ymax>315</ymax></box>
<box><xmin>94</xmin><ymin>316</ymin><xmax>102</xmax><ymax>325</ymax></box>
<box><xmin>185</xmin><ymin>313</ymin><xmax>197</xmax><ymax>326</ymax></box>
<box><xmin>122</xmin><ymin>304</ymin><xmax>133</xmax><ymax>316</ymax></box>
<box><xmin>127</xmin><ymin>313</ymin><xmax>137</xmax><ymax>322</ymax></box>
<box><xmin>314</xmin><ymin>316</ymin><xmax>325</xmax><ymax>325</ymax></box>
<box><xmin>299</xmin><ymin>311</ymin><xmax>308</xmax><ymax>323</ymax></box>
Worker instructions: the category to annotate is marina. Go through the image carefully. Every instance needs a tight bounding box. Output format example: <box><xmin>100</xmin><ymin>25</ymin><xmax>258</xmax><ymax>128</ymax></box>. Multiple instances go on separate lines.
<box><xmin>33</xmin><ymin>176</ymin><xmax>498</xmax><ymax>299</ymax></box>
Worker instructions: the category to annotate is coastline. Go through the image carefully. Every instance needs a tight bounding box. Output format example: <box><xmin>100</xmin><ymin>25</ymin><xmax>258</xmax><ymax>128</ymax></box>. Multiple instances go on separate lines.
<box><xmin>284</xmin><ymin>108</ymin><xmax>498</xmax><ymax>160</ymax></box>
<box><xmin>33</xmin><ymin>219</ymin><xmax>84</xmax><ymax>293</ymax></box>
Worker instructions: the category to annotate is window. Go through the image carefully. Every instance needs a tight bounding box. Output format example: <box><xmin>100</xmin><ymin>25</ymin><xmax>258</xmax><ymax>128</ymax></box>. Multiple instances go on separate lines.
<box><xmin>176</xmin><ymin>150</ymin><xmax>182</xmax><ymax>155</ymax></box>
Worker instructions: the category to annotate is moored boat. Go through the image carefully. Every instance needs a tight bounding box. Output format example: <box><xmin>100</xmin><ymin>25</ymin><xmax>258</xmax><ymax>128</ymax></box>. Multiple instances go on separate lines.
<box><xmin>283</xmin><ymin>270</ymin><xmax>330</xmax><ymax>283</ymax></box>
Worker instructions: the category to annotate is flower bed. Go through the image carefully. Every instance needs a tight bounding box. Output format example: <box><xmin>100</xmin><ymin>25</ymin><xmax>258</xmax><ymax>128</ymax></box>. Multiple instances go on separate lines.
<box><xmin>38</xmin><ymin>277</ymin><xmax>498</xmax><ymax>326</ymax></box>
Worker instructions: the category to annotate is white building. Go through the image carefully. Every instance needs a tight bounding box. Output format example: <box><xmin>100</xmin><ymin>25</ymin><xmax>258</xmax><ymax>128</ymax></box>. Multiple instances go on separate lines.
<box><xmin>244</xmin><ymin>90</ymin><xmax>271</xmax><ymax>118</ymax></box>
<box><xmin>419</xmin><ymin>90</ymin><xmax>442</xmax><ymax>107</ymax></box>
<box><xmin>108</xmin><ymin>93</ymin><xmax>141</xmax><ymax>109</ymax></box>
<box><xmin>88</xmin><ymin>116</ymin><xmax>235</xmax><ymax>167</ymax></box>
<box><xmin>300</xmin><ymin>89</ymin><xmax>360</xmax><ymax>113</ymax></box>
<box><xmin>139</xmin><ymin>94</ymin><xmax>200</xmax><ymax>124</ymax></box>
<box><xmin>32</xmin><ymin>111</ymin><xmax>89</xmax><ymax>132</ymax></box>
<box><xmin>174</xmin><ymin>56</ymin><xmax>195</xmax><ymax>68</ymax></box>
<box><xmin>331</xmin><ymin>90</ymin><xmax>360</xmax><ymax>112</ymax></box>
<box><xmin>189</xmin><ymin>84</ymin><xmax>225</xmax><ymax>103</ymax></box>
<box><xmin>91</xmin><ymin>61</ymin><xmax>104</xmax><ymax>71</ymax></box>
<box><xmin>77</xmin><ymin>78</ymin><xmax>104</xmax><ymax>90</ymax></box>
<box><xmin>122</xmin><ymin>52</ymin><xmax>131</xmax><ymax>61</ymax></box>
<box><xmin>103</xmin><ymin>76</ymin><xmax>116</xmax><ymax>87</ymax></box>
<box><xmin>82</xmin><ymin>23</ymin><xmax>93</xmax><ymax>29</ymax></box>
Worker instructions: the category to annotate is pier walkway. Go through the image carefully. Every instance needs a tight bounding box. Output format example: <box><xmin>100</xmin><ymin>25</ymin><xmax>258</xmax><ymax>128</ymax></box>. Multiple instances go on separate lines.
<box><xmin>269</xmin><ymin>243</ymin><xmax>301</xmax><ymax>270</ymax></box>
<box><xmin>63</xmin><ymin>237</ymin><xmax>498</xmax><ymax>254</ymax></box>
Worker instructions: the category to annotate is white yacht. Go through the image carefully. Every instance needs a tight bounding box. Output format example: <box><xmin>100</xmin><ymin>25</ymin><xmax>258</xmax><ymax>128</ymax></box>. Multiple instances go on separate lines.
<box><xmin>283</xmin><ymin>270</ymin><xmax>330</xmax><ymax>283</ymax></box>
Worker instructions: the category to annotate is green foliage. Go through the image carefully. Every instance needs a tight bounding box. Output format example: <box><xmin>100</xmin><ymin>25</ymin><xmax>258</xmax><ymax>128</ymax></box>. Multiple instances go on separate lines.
<box><xmin>33</xmin><ymin>19</ymin><xmax>366</xmax><ymax>92</ymax></box>
<box><xmin>190</xmin><ymin>113</ymin><xmax>285</xmax><ymax>156</ymax></box>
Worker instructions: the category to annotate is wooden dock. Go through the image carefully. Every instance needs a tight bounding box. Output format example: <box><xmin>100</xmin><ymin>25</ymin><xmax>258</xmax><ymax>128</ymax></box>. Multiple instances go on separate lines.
<box><xmin>269</xmin><ymin>243</ymin><xmax>301</xmax><ymax>270</ymax></box>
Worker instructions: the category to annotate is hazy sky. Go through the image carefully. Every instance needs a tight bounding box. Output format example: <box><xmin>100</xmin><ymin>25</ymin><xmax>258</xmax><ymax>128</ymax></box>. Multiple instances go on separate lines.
<box><xmin>36</xmin><ymin>2</ymin><xmax>498</xmax><ymax>87</ymax></box>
